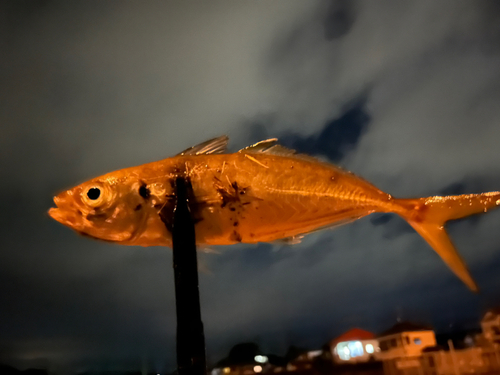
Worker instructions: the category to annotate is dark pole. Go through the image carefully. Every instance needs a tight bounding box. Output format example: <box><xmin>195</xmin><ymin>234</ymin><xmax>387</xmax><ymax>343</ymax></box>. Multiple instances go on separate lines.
<box><xmin>171</xmin><ymin>177</ymin><xmax>206</xmax><ymax>375</ymax></box>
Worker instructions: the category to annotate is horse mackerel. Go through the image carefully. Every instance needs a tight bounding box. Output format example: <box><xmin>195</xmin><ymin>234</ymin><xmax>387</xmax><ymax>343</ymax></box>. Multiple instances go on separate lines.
<box><xmin>49</xmin><ymin>136</ymin><xmax>500</xmax><ymax>292</ymax></box>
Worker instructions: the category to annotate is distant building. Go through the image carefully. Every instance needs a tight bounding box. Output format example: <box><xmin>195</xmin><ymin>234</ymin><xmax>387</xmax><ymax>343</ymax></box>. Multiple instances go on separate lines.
<box><xmin>211</xmin><ymin>358</ymin><xmax>270</xmax><ymax>375</ymax></box>
<box><xmin>480</xmin><ymin>308</ymin><xmax>500</xmax><ymax>345</ymax></box>
<box><xmin>284</xmin><ymin>350</ymin><xmax>322</xmax><ymax>372</ymax></box>
<box><xmin>379</xmin><ymin>320</ymin><xmax>500</xmax><ymax>375</ymax></box>
<box><xmin>212</xmin><ymin>343</ymin><xmax>271</xmax><ymax>375</ymax></box>
<box><xmin>377</xmin><ymin>322</ymin><xmax>436</xmax><ymax>361</ymax></box>
<box><xmin>330</xmin><ymin>328</ymin><xmax>380</xmax><ymax>363</ymax></box>
<box><xmin>211</xmin><ymin>363</ymin><xmax>267</xmax><ymax>375</ymax></box>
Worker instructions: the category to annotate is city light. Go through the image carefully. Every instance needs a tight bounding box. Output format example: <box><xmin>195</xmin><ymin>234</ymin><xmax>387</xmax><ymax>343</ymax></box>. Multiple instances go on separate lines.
<box><xmin>253</xmin><ymin>365</ymin><xmax>262</xmax><ymax>373</ymax></box>
<box><xmin>337</xmin><ymin>341</ymin><xmax>365</xmax><ymax>360</ymax></box>
<box><xmin>254</xmin><ymin>355</ymin><xmax>268</xmax><ymax>363</ymax></box>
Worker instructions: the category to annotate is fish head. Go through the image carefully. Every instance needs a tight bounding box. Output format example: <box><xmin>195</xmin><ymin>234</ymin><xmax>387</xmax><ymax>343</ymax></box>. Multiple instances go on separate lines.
<box><xmin>48</xmin><ymin>176</ymin><xmax>149</xmax><ymax>243</ymax></box>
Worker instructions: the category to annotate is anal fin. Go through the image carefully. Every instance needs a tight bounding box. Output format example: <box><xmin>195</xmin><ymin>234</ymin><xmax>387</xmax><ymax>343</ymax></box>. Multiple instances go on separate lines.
<box><xmin>274</xmin><ymin>235</ymin><xmax>305</xmax><ymax>245</ymax></box>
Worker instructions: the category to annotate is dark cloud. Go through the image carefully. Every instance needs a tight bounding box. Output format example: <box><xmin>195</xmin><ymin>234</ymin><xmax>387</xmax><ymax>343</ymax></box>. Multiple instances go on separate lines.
<box><xmin>2</xmin><ymin>1</ymin><xmax>500</xmax><ymax>372</ymax></box>
<box><xmin>240</xmin><ymin>95</ymin><xmax>370</xmax><ymax>163</ymax></box>
<box><xmin>1</xmin><ymin>0</ymin><xmax>51</xmax><ymax>30</ymax></box>
<box><xmin>439</xmin><ymin>181</ymin><xmax>468</xmax><ymax>196</ymax></box>
<box><xmin>323</xmin><ymin>0</ymin><xmax>355</xmax><ymax>40</ymax></box>
<box><xmin>212</xmin><ymin>243</ymin><xmax>294</xmax><ymax>273</ymax></box>
<box><xmin>283</xmin><ymin>98</ymin><xmax>369</xmax><ymax>162</ymax></box>
<box><xmin>369</xmin><ymin>214</ymin><xmax>414</xmax><ymax>240</ymax></box>
<box><xmin>295</xmin><ymin>236</ymin><xmax>334</xmax><ymax>269</ymax></box>
<box><xmin>369</xmin><ymin>213</ymin><xmax>393</xmax><ymax>226</ymax></box>
<box><xmin>467</xmin><ymin>0</ymin><xmax>500</xmax><ymax>53</ymax></box>
<box><xmin>252</xmin><ymin>96</ymin><xmax>370</xmax><ymax>162</ymax></box>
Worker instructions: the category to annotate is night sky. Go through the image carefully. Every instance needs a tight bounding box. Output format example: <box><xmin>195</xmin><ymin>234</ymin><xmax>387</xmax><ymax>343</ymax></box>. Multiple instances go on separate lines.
<box><xmin>2</xmin><ymin>1</ymin><xmax>500</xmax><ymax>373</ymax></box>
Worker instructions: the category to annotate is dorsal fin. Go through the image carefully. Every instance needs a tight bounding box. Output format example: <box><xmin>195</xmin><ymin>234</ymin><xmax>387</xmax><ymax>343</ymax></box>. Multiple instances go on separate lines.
<box><xmin>239</xmin><ymin>138</ymin><xmax>321</xmax><ymax>163</ymax></box>
<box><xmin>177</xmin><ymin>135</ymin><xmax>229</xmax><ymax>156</ymax></box>
<box><xmin>238</xmin><ymin>138</ymin><xmax>279</xmax><ymax>153</ymax></box>
<box><xmin>239</xmin><ymin>138</ymin><xmax>297</xmax><ymax>157</ymax></box>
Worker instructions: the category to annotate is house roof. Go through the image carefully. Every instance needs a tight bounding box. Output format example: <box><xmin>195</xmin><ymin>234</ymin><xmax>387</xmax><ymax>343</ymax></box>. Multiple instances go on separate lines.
<box><xmin>378</xmin><ymin>321</ymin><xmax>433</xmax><ymax>338</ymax></box>
<box><xmin>330</xmin><ymin>328</ymin><xmax>375</xmax><ymax>346</ymax></box>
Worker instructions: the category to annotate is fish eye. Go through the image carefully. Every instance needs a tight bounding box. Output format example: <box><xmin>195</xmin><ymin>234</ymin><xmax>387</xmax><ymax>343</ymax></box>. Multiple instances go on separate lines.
<box><xmin>82</xmin><ymin>184</ymin><xmax>109</xmax><ymax>208</ymax></box>
<box><xmin>87</xmin><ymin>188</ymin><xmax>101</xmax><ymax>200</ymax></box>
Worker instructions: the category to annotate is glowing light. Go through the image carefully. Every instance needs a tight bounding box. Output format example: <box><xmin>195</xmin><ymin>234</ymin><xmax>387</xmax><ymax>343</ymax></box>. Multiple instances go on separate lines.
<box><xmin>353</xmin><ymin>341</ymin><xmax>363</xmax><ymax>357</ymax></box>
<box><xmin>336</xmin><ymin>342</ymin><xmax>351</xmax><ymax>360</ymax></box>
<box><xmin>307</xmin><ymin>350</ymin><xmax>322</xmax><ymax>359</ymax></box>
<box><xmin>253</xmin><ymin>365</ymin><xmax>262</xmax><ymax>373</ymax></box>
<box><xmin>254</xmin><ymin>355</ymin><xmax>268</xmax><ymax>363</ymax></box>
<box><xmin>223</xmin><ymin>367</ymin><xmax>231</xmax><ymax>374</ymax></box>
<box><xmin>337</xmin><ymin>341</ymin><xmax>365</xmax><ymax>360</ymax></box>
<box><xmin>342</xmin><ymin>346</ymin><xmax>350</xmax><ymax>360</ymax></box>
<box><xmin>365</xmin><ymin>344</ymin><xmax>374</xmax><ymax>354</ymax></box>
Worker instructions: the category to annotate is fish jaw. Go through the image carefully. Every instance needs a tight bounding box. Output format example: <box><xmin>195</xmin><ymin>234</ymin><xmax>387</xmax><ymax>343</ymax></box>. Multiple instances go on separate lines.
<box><xmin>48</xmin><ymin>206</ymin><xmax>75</xmax><ymax>226</ymax></box>
<box><xmin>48</xmin><ymin>190</ymin><xmax>86</xmax><ymax>231</ymax></box>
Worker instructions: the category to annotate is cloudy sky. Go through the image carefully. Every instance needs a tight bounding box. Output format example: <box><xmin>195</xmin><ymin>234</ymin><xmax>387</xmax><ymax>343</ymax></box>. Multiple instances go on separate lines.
<box><xmin>2</xmin><ymin>0</ymin><xmax>500</xmax><ymax>373</ymax></box>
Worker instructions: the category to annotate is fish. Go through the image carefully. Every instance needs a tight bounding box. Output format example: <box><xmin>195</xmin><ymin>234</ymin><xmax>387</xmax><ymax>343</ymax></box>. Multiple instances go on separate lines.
<box><xmin>49</xmin><ymin>136</ymin><xmax>500</xmax><ymax>291</ymax></box>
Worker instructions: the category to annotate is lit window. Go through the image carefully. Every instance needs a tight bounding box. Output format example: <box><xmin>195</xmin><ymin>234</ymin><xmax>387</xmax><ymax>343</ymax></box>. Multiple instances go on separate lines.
<box><xmin>336</xmin><ymin>342</ymin><xmax>350</xmax><ymax>360</ymax></box>
<box><xmin>343</xmin><ymin>346</ymin><xmax>350</xmax><ymax>359</ymax></box>
<box><xmin>414</xmin><ymin>338</ymin><xmax>422</xmax><ymax>345</ymax></box>
<box><xmin>254</xmin><ymin>355</ymin><xmax>268</xmax><ymax>363</ymax></box>
<box><xmin>365</xmin><ymin>344</ymin><xmax>374</xmax><ymax>354</ymax></box>
<box><xmin>336</xmin><ymin>341</ymin><xmax>365</xmax><ymax>360</ymax></box>
<box><xmin>350</xmin><ymin>341</ymin><xmax>364</xmax><ymax>357</ymax></box>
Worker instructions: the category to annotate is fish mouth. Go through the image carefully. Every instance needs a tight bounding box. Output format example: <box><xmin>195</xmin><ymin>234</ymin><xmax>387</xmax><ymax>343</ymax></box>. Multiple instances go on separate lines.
<box><xmin>48</xmin><ymin>206</ymin><xmax>65</xmax><ymax>224</ymax></box>
<box><xmin>48</xmin><ymin>192</ymin><xmax>83</xmax><ymax>228</ymax></box>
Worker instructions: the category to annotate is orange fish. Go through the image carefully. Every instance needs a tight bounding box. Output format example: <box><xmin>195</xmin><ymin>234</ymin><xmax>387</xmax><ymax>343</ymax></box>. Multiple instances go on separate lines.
<box><xmin>49</xmin><ymin>136</ymin><xmax>500</xmax><ymax>291</ymax></box>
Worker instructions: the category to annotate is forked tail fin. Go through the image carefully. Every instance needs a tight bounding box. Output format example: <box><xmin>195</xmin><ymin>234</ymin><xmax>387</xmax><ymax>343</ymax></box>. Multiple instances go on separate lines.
<box><xmin>395</xmin><ymin>192</ymin><xmax>500</xmax><ymax>292</ymax></box>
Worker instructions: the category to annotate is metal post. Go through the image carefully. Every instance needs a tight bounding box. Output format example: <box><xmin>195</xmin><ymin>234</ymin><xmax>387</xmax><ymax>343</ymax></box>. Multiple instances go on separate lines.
<box><xmin>171</xmin><ymin>177</ymin><xmax>206</xmax><ymax>375</ymax></box>
<box><xmin>448</xmin><ymin>339</ymin><xmax>460</xmax><ymax>375</ymax></box>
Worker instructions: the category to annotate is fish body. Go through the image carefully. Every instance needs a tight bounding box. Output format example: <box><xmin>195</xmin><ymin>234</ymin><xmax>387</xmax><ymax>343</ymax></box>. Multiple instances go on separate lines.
<box><xmin>49</xmin><ymin>136</ymin><xmax>500</xmax><ymax>291</ymax></box>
